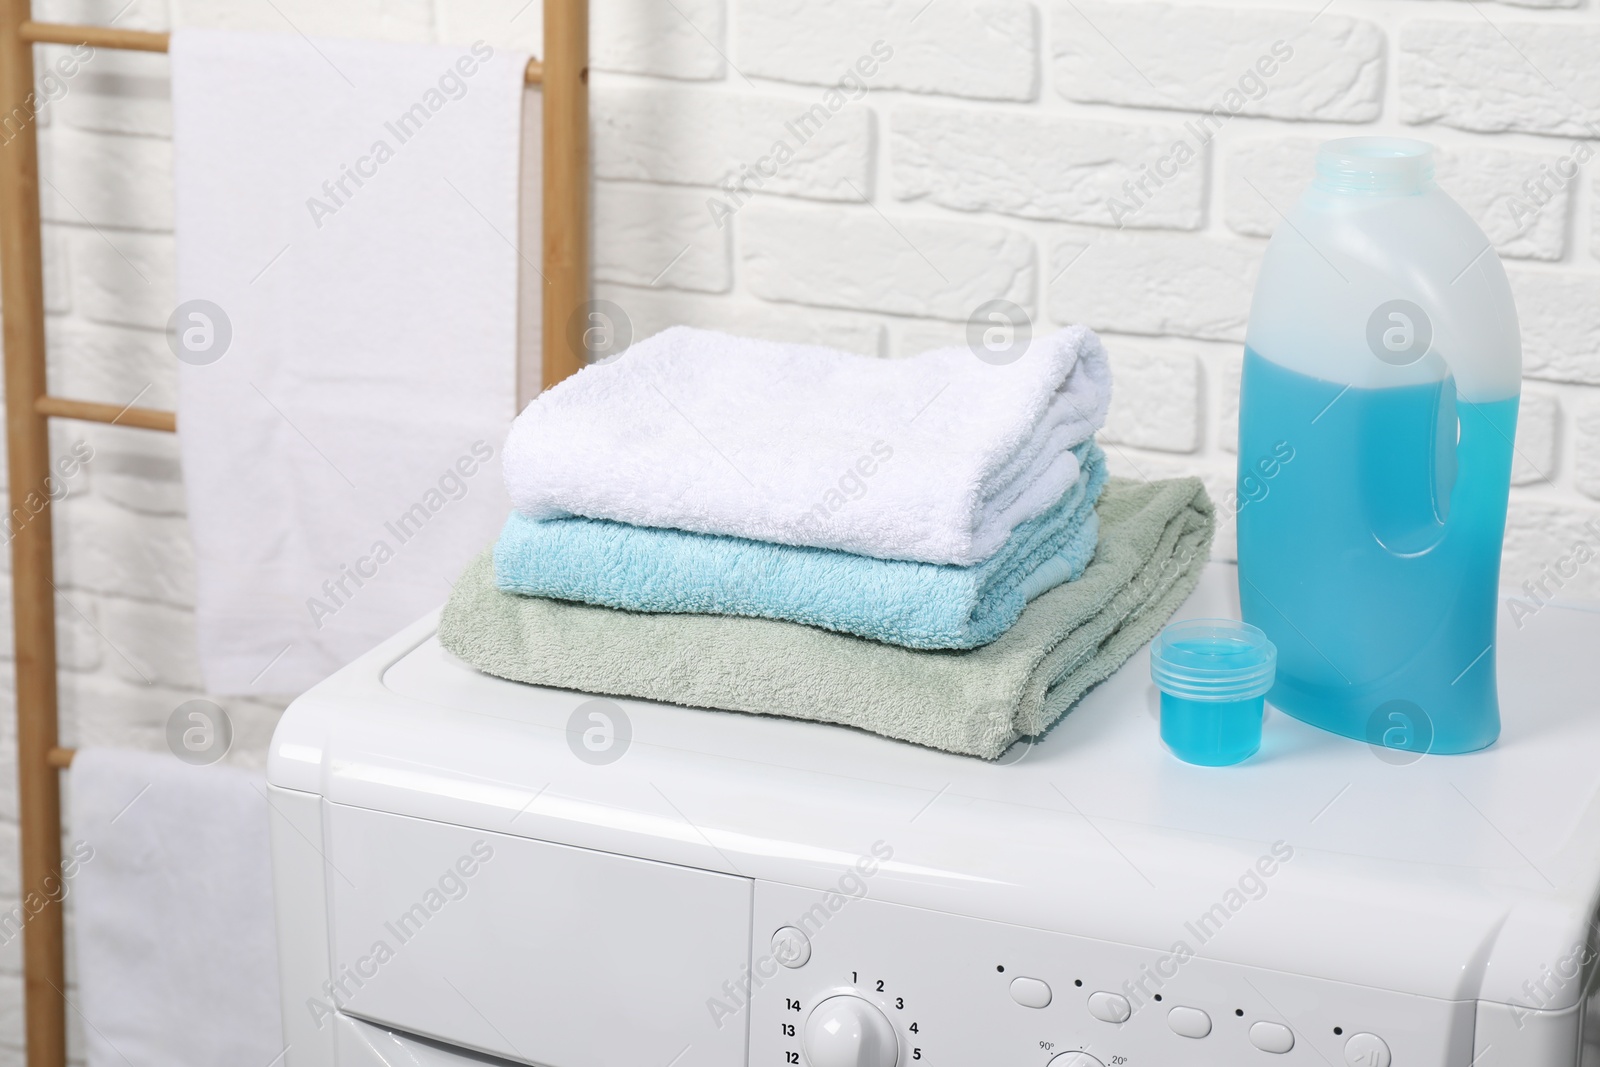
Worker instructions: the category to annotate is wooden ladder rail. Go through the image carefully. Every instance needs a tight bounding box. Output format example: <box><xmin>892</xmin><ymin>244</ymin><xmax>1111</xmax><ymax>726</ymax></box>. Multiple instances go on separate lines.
<box><xmin>0</xmin><ymin>8</ymin><xmax>588</xmax><ymax>1065</ymax></box>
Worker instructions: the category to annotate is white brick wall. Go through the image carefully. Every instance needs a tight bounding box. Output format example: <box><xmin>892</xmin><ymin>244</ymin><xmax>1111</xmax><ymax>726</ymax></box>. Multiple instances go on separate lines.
<box><xmin>1051</xmin><ymin>3</ymin><xmax>1386</xmax><ymax>122</ymax></box>
<box><xmin>594</xmin><ymin>181</ymin><xmax>733</xmax><ymax>292</ymax></box>
<box><xmin>7</xmin><ymin>0</ymin><xmax>1600</xmax><ymax>1059</ymax></box>
<box><xmin>1098</xmin><ymin>345</ymin><xmax>1200</xmax><ymax>452</ymax></box>
<box><xmin>739</xmin><ymin>0</ymin><xmax>1040</xmax><ymax>101</ymax></box>
<box><xmin>891</xmin><ymin>105</ymin><xmax>1208</xmax><ymax>228</ymax></box>
<box><xmin>1512</xmin><ymin>268</ymin><xmax>1600</xmax><ymax>385</ymax></box>
<box><xmin>1400</xmin><ymin>20</ymin><xmax>1600</xmax><ymax>136</ymax></box>
<box><xmin>592</xmin><ymin>84</ymin><xmax>874</xmax><ymax>199</ymax></box>
<box><xmin>742</xmin><ymin>199</ymin><xmax>1036</xmax><ymax>316</ymax></box>
<box><xmin>1048</xmin><ymin>229</ymin><xmax>1260</xmax><ymax>341</ymax></box>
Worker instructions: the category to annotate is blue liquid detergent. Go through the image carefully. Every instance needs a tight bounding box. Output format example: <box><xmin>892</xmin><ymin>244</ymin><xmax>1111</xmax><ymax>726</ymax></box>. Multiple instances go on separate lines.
<box><xmin>1237</xmin><ymin>349</ymin><xmax>1517</xmax><ymax>754</ymax></box>
<box><xmin>1160</xmin><ymin>691</ymin><xmax>1265</xmax><ymax>767</ymax></box>
<box><xmin>1151</xmin><ymin>621</ymin><xmax>1274</xmax><ymax>766</ymax></box>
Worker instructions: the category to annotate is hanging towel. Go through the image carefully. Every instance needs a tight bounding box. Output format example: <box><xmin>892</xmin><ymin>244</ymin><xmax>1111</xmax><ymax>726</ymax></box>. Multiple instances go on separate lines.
<box><xmin>71</xmin><ymin>749</ymin><xmax>281</xmax><ymax>1067</ymax></box>
<box><xmin>443</xmin><ymin>477</ymin><xmax>1214</xmax><ymax>759</ymax></box>
<box><xmin>172</xmin><ymin>29</ymin><xmax>528</xmax><ymax>693</ymax></box>
<box><xmin>495</xmin><ymin>443</ymin><xmax>1109</xmax><ymax>649</ymax></box>
<box><xmin>503</xmin><ymin>325</ymin><xmax>1113</xmax><ymax>565</ymax></box>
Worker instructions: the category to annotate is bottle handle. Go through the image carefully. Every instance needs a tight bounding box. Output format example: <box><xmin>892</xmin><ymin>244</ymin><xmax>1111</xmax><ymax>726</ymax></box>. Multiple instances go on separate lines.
<box><xmin>1433</xmin><ymin>386</ymin><xmax>1458</xmax><ymax>525</ymax></box>
<box><xmin>1360</xmin><ymin>377</ymin><xmax>1454</xmax><ymax>556</ymax></box>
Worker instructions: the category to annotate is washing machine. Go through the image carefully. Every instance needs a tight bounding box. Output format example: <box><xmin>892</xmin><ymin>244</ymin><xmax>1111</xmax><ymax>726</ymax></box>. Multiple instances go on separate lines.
<box><xmin>267</xmin><ymin>563</ymin><xmax>1600</xmax><ymax>1067</ymax></box>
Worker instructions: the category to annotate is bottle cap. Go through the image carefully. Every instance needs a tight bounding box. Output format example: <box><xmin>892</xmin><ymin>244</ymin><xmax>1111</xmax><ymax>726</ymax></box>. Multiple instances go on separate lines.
<box><xmin>1151</xmin><ymin>618</ymin><xmax>1277</xmax><ymax>702</ymax></box>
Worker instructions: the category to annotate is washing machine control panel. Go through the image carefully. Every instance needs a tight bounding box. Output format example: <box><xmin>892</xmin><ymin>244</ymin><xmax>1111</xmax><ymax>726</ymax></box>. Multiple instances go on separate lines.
<box><xmin>747</xmin><ymin>883</ymin><xmax>1460</xmax><ymax>1067</ymax></box>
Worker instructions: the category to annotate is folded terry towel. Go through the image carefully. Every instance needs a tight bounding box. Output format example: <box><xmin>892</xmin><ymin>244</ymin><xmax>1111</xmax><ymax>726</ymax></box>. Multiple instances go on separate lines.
<box><xmin>495</xmin><ymin>443</ymin><xmax>1109</xmax><ymax>649</ymax></box>
<box><xmin>443</xmin><ymin>477</ymin><xmax>1214</xmax><ymax>759</ymax></box>
<box><xmin>503</xmin><ymin>325</ymin><xmax>1112</xmax><ymax>565</ymax></box>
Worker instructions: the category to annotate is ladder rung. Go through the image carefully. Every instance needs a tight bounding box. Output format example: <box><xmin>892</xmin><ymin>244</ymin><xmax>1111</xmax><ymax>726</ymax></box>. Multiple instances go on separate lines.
<box><xmin>35</xmin><ymin>395</ymin><xmax>176</xmax><ymax>432</ymax></box>
<box><xmin>18</xmin><ymin>20</ymin><xmax>167</xmax><ymax>52</ymax></box>
<box><xmin>17</xmin><ymin>21</ymin><xmax>546</xmax><ymax>83</ymax></box>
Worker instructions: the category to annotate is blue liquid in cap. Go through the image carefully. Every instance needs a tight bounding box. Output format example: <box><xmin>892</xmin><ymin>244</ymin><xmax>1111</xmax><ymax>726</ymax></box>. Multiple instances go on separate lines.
<box><xmin>1237</xmin><ymin>349</ymin><xmax>1517</xmax><ymax>754</ymax></box>
<box><xmin>1159</xmin><ymin>634</ymin><xmax>1267</xmax><ymax>766</ymax></box>
<box><xmin>1161</xmin><ymin>691</ymin><xmax>1265</xmax><ymax>767</ymax></box>
<box><xmin>1152</xmin><ymin>623</ymin><xmax>1274</xmax><ymax>767</ymax></box>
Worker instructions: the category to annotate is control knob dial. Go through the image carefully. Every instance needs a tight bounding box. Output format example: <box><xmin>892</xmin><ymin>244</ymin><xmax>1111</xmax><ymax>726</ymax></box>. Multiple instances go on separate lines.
<box><xmin>802</xmin><ymin>994</ymin><xmax>898</xmax><ymax>1067</ymax></box>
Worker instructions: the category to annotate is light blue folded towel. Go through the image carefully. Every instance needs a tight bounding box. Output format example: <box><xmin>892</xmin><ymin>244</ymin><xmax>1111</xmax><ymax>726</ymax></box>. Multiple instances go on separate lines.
<box><xmin>492</xmin><ymin>443</ymin><xmax>1109</xmax><ymax>649</ymax></box>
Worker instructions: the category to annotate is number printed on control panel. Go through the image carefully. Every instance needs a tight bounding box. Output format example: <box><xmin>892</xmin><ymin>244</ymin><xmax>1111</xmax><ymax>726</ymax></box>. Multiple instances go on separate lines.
<box><xmin>780</xmin><ymin>996</ymin><xmax>802</xmax><ymax>1067</ymax></box>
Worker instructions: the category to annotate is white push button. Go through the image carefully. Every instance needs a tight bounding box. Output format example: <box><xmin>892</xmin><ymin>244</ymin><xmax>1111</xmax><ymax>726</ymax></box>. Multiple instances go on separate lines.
<box><xmin>1250</xmin><ymin>1021</ymin><xmax>1295</xmax><ymax>1054</ymax></box>
<box><xmin>1009</xmin><ymin>976</ymin><xmax>1052</xmax><ymax>1008</ymax></box>
<box><xmin>1168</xmin><ymin>1005</ymin><xmax>1212</xmax><ymax>1038</ymax></box>
<box><xmin>770</xmin><ymin>926</ymin><xmax>810</xmax><ymax>968</ymax></box>
<box><xmin>1086</xmin><ymin>991</ymin><xmax>1131</xmax><ymax>1023</ymax></box>
<box><xmin>1344</xmin><ymin>1033</ymin><xmax>1391</xmax><ymax>1067</ymax></box>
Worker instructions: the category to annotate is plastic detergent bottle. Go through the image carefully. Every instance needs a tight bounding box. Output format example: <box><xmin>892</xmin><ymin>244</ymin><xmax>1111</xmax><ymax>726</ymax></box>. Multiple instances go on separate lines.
<box><xmin>1237</xmin><ymin>137</ymin><xmax>1521</xmax><ymax>755</ymax></box>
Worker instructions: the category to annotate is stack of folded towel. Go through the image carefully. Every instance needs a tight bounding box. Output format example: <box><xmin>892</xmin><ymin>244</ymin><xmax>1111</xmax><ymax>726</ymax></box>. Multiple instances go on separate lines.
<box><xmin>440</xmin><ymin>326</ymin><xmax>1215</xmax><ymax>759</ymax></box>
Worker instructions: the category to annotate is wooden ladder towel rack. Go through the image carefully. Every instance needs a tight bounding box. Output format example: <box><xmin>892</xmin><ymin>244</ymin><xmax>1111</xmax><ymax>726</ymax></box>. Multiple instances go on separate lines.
<box><xmin>0</xmin><ymin>3</ymin><xmax>589</xmax><ymax>1063</ymax></box>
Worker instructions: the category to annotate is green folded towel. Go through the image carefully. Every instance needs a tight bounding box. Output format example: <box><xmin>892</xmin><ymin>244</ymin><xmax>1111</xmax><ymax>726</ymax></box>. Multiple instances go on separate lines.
<box><xmin>439</xmin><ymin>477</ymin><xmax>1214</xmax><ymax>759</ymax></box>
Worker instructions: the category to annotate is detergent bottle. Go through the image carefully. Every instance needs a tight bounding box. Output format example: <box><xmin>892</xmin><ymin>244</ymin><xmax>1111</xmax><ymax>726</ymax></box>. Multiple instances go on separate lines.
<box><xmin>1237</xmin><ymin>137</ymin><xmax>1521</xmax><ymax>755</ymax></box>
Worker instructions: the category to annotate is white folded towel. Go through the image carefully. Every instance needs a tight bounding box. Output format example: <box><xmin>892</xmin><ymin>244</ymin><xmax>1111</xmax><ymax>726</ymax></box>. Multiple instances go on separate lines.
<box><xmin>172</xmin><ymin>29</ymin><xmax>528</xmax><ymax>693</ymax></box>
<box><xmin>71</xmin><ymin>749</ymin><xmax>282</xmax><ymax>1067</ymax></box>
<box><xmin>503</xmin><ymin>325</ymin><xmax>1112</xmax><ymax>565</ymax></box>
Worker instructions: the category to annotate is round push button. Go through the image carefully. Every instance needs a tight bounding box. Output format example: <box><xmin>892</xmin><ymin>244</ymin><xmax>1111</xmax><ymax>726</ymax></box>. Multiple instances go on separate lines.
<box><xmin>1167</xmin><ymin>1005</ymin><xmax>1212</xmax><ymax>1038</ymax></box>
<box><xmin>1249</xmin><ymin>1021</ymin><xmax>1295</xmax><ymax>1054</ymax></box>
<box><xmin>1086</xmin><ymin>991</ymin><xmax>1131</xmax><ymax>1023</ymax></box>
<box><xmin>1344</xmin><ymin>1033</ymin><xmax>1391</xmax><ymax>1067</ymax></box>
<box><xmin>771</xmin><ymin>926</ymin><xmax>811</xmax><ymax>968</ymax></box>
<box><xmin>1009</xmin><ymin>976</ymin><xmax>1052</xmax><ymax>1008</ymax></box>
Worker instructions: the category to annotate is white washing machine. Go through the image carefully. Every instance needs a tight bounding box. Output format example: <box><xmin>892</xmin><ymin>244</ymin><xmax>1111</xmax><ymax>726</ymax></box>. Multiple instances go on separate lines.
<box><xmin>267</xmin><ymin>563</ymin><xmax>1600</xmax><ymax>1067</ymax></box>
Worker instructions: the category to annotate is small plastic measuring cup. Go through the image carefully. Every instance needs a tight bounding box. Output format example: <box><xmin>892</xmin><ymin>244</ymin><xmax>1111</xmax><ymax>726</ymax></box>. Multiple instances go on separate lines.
<box><xmin>1151</xmin><ymin>619</ymin><xmax>1277</xmax><ymax>766</ymax></box>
